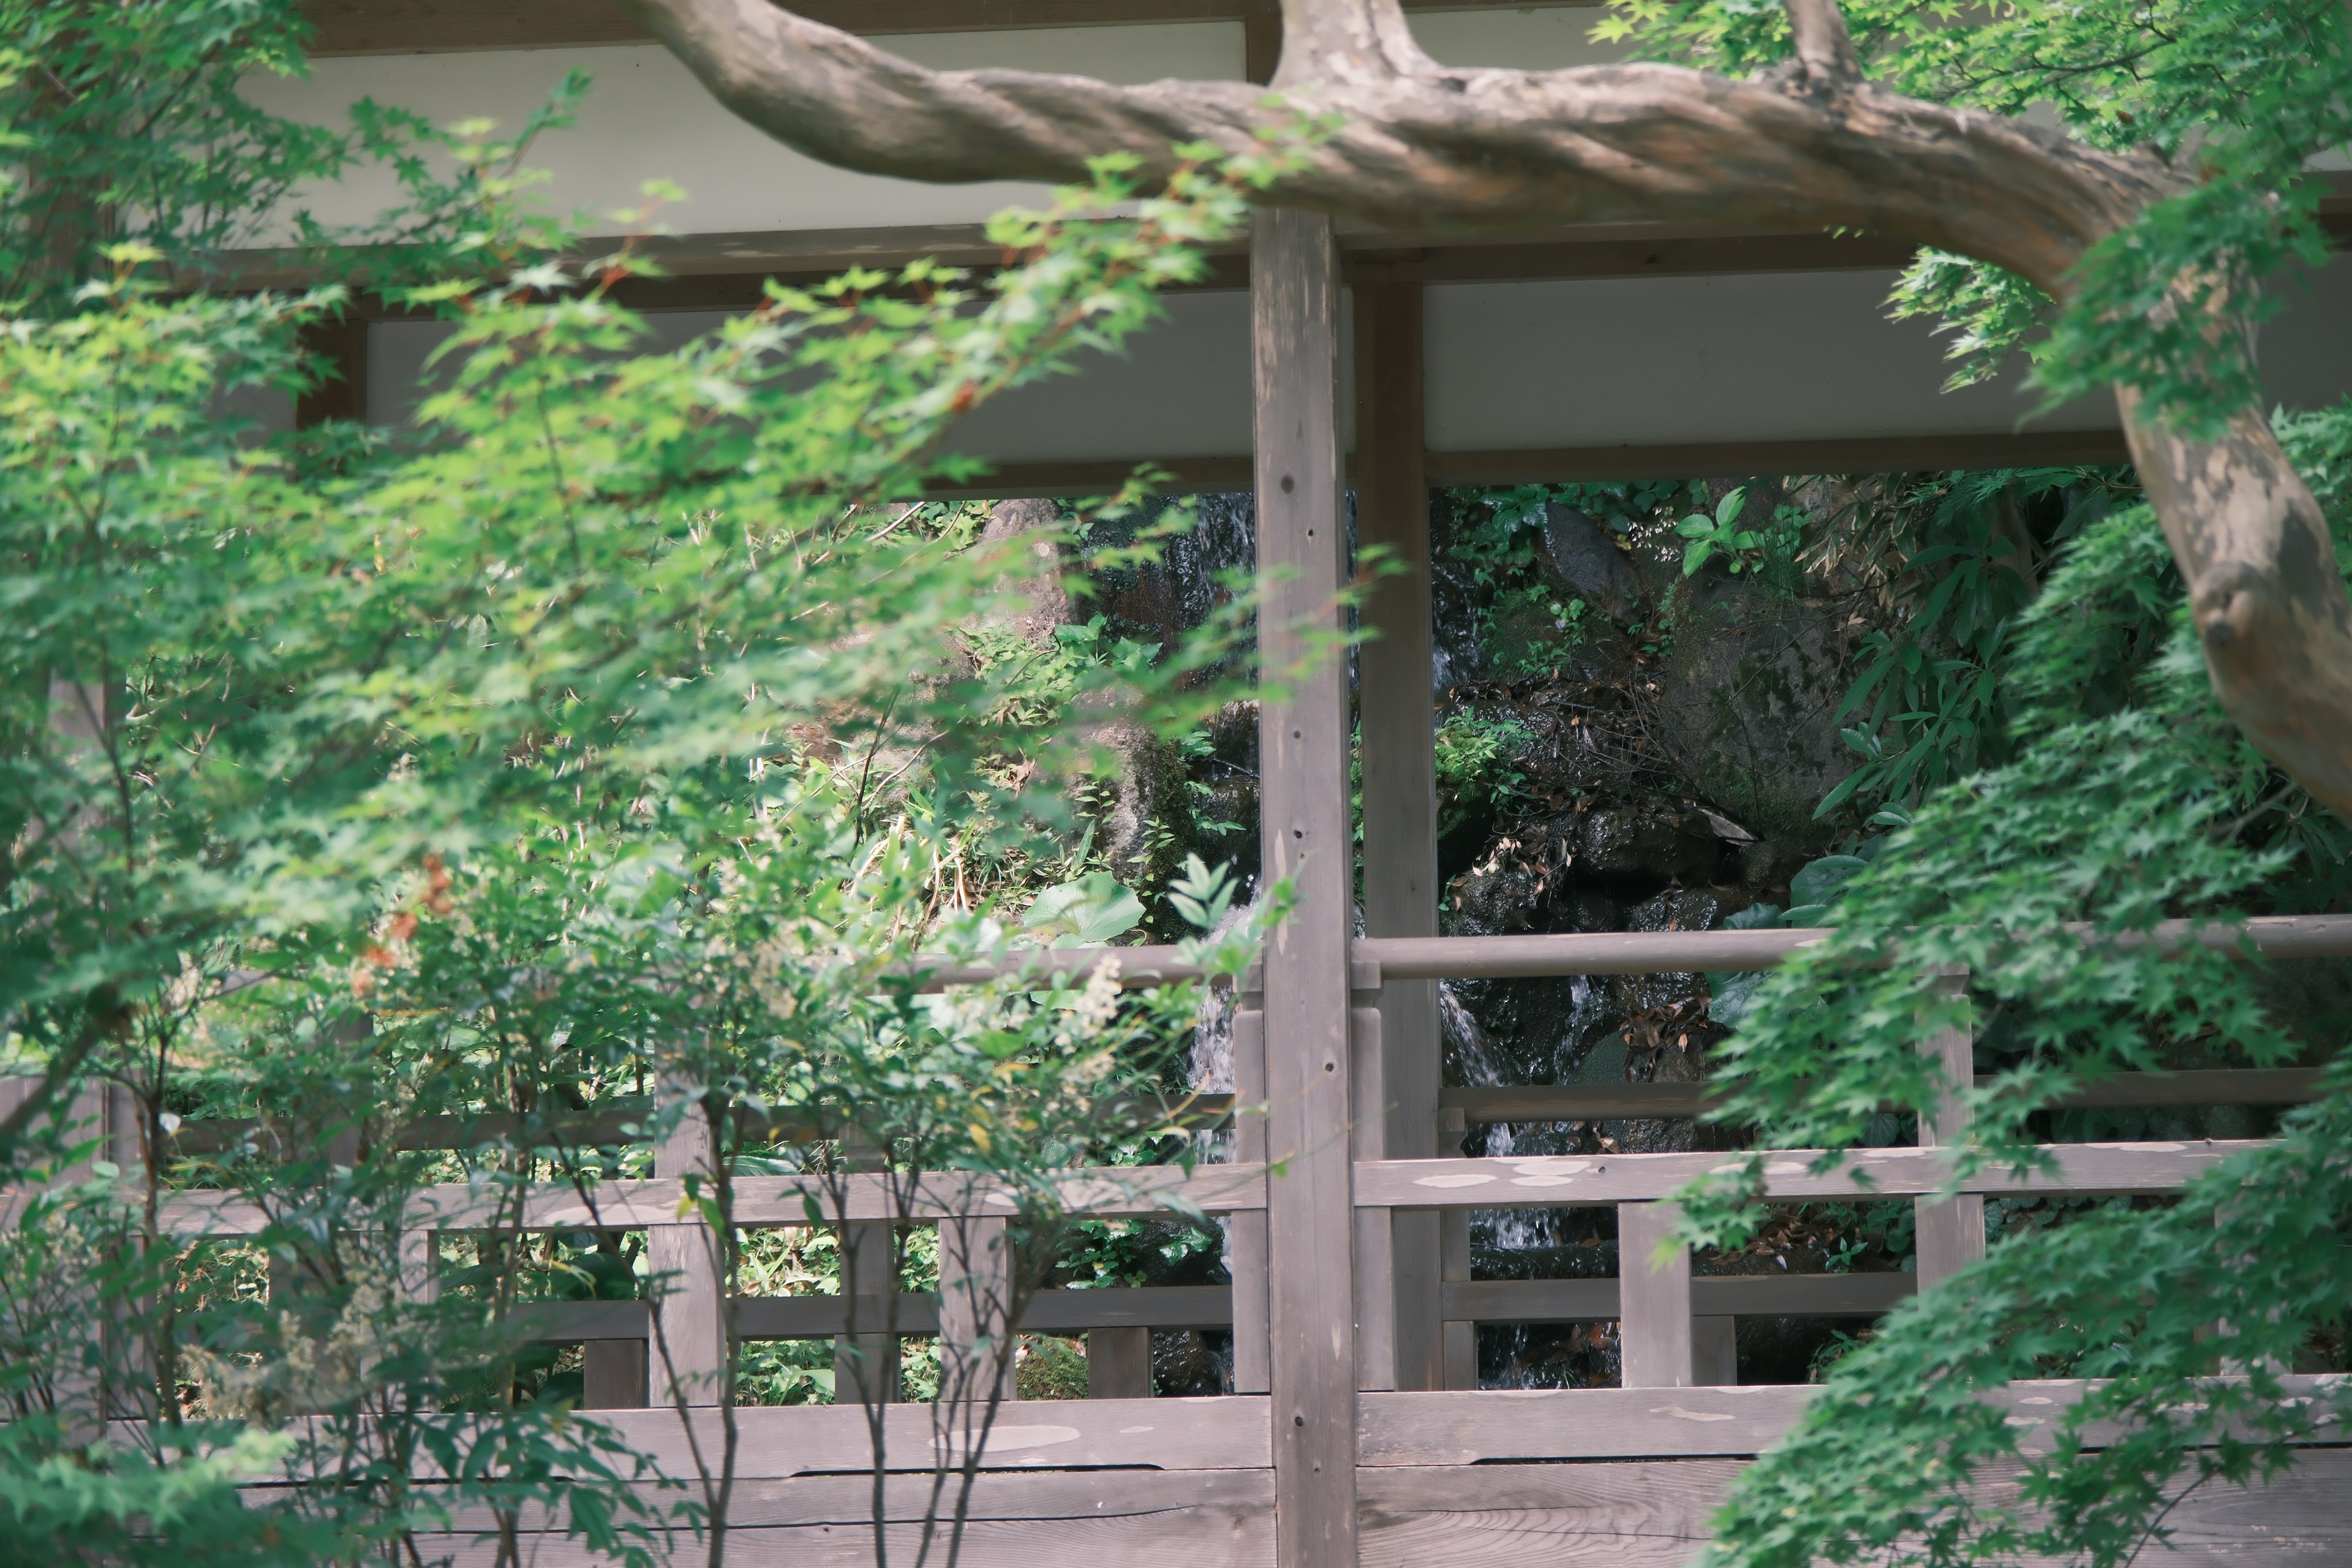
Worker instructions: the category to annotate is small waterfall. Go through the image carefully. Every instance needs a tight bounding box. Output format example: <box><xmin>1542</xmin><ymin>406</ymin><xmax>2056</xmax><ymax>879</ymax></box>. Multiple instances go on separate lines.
<box><xmin>1159</xmin><ymin>493</ymin><xmax>1256</xmax><ymax>631</ymax></box>
<box><xmin>1444</xmin><ymin>976</ymin><xmax>1624</xmax><ymax>1389</ymax></box>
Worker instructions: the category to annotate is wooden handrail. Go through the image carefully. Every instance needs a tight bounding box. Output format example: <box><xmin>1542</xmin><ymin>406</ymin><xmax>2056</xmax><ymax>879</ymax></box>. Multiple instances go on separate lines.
<box><xmin>1441</xmin><ymin>1068</ymin><xmax>2329</xmax><ymax>1123</ymax></box>
<box><xmin>1357</xmin><ymin>912</ymin><xmax>2352</xmax><ymax>980</ymax></box>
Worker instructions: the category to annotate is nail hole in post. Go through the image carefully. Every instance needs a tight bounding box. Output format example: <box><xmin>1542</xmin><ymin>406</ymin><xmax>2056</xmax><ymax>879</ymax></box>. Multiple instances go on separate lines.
<box><xmin>1280</xmin><ymin>475</ymin><xmax>1295</xmax><ymax>493</ymax></box>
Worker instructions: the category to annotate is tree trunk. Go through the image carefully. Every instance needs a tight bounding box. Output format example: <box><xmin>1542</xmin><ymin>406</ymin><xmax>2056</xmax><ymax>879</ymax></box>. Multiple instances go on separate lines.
<box><xmin>613</xmin><ymin>0</ymin><xmax>2352</xmax><ymax>824</ymax></box>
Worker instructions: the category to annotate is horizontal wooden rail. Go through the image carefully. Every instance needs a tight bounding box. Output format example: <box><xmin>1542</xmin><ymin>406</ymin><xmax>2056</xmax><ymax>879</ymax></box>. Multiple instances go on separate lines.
<box><xmin>162</xmin><ymin>1094</ymin><xmax>1235</xmax><ymax>1157</ymax></box>
<box><xmin>146</xmin><ymin>1163</ymin><xmax>1267</xmax><ymax>1239</ymax></box>
<box><xmin>1439</xmin><ymin>1271</ymin><xmax>1913</xmax><ymax>1323</ymax></box>
<box><xmin>515</xmin><ymin>1284</ymin><xmax>1237</xmax><ymax>1342</ymax></box>
<box><xmin>885</xmin><ymin>912</ymin><xmax>2352</xmax><ymax>993</ymax></box>
<box><xmin>1355</xmin><ymin>1139</ymin><xmax>2264</xmax><ymax>1209</ymax></box>
<box><xmin>1358</xmin><ymin>912</ymin><xmax>2352</xmax><ymax>980</ymax></box>
<box><xmin>1358</xmin><ymin>1374</ymin><xmax>2351</xmax><ymax>1464</ymax></box>
<box><xmin>1442</xmin><ymin>1068</ymin><xmax>2329</xmax><ymax>1124</ymax></box>
<box><xmin>894</xmin><ymin>944</ymin><xmax>1218</xmax><ymax>991</ymax></box>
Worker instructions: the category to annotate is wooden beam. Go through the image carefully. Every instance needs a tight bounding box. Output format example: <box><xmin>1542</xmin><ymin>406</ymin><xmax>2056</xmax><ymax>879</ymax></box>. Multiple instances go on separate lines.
<box><xmin>1423</xmin><ymin>429</ymin><xmax>2134</xmax><ymax>485</ymax></box>
<box><xmin>1616</xmin><ymin>1201</ymin><xmax>1694</xmax><ymax>1389</ymax></box>
<box><xmin>1435</xmin><ymin>1106</ymin><xmax>1477</xmax><ymax>1390</ymax></box>
<box><xmin>1087</xmin><ymin>1325</ymin><xmax>1153</xmax><ymax>1398</ymax></box>
<box><xmin>1351</xmin><ymin>1140</ymin><xmax>2271</xmax><ymax>1210</ymax></box>
<box><xmin>1358</xmin><ymin>911</ymin><xmax>2352</xmax><ymax>978</ymax></box>
<box><xmin>1434</xmin><ymin>1271</ymin><xmax>1915</xmax><ymax>1323</ymax></box>
<box><xmin>1352</xmin><ymin>279</ymin><xmax>1444</xmax><ymax>1394</ymax></box>
<box><xmin>298</xmin><ymin>0</ymin><xmax>1595</xmax><ymax>57</ymax></box>
<box><xmin>293</xmin><ymin>314</ymin><xmax>367</xmax><ymax>426</ymax></box>
<box><xmin>1915</xmin><ymin>971</ymin><xmax>1986</xmax><ymax>1289</ymax></box>
<box><xmin>1345</xmin><ymin>228</ymin><xmax>1917</xmax><ymax>285</ymax></box>
<box><xmin>646</xmin><ymin>1090</ymin><xmax>726</xmax><ymax>1406</ymax></box>
<box><xmin>1352</xmin><ymin>1003</ymin><xmax>1396</xmax><ymax>1392</ymax></box>
<box><xmin>592</xmin><ymin>1395</ymin><xmax>1273</xmax><ymax>1477</ymax></box>
<box><xmin>1252</xmin><ymin>205</ymin><xmax>1359</xmax><ymax>1567</ymax></box>
<box><xmin>1362</xmin><ymin>1374</ymin><xmax>2352</xmax><ymax>1465</ymax></box>
<box><xmin>1436</xmin><ymin>1066</ymin><xmax>2328</xmax><ymax>1122</ymax></box>
<box><xmin>1227</xmin><ymin>1004</ymin><xmax>1272</xmax><ymax>1393</ymax></box>
<box><xmin>1361</xmin><ymin>1451</ymin><xmax>2352</xmax><ymax>1568</ymax></box>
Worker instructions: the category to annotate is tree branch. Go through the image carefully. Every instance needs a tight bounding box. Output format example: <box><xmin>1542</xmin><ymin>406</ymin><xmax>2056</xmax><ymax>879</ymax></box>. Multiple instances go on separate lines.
<box><xmin>1783</xmin><ymin>0</ymin><xmax>1863</xmax><ymax>88</ymax></box>
<box><xmin>610</xmin><ymin>0</ymin><xmax>2352</xmax><ymax>826</ymax></box>
<box><xmin>614</xmin><ymin>0</ymin><xmax>2166</xmax><ymax>293</ymax></box>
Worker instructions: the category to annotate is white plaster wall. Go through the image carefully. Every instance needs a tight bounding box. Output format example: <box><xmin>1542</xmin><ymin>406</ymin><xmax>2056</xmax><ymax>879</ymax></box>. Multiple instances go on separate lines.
<box><xmin>1425</xmin><ymin>259</ymin><xmax>2352</xmax><ymax>450</ymax></box>
<box><xmin>1408</xmin><ymin>6</ymin><xmax>1629</xmax><ymax>69</ymax></box>
<box><xmin>363</xmin><ymin>258</ymin><xmax>2352</xmax><ymax>461</ymax></box>
<box><xmin>1424</xmin><ymin>270</ymin><xmax>2111</xmax><ymax>448</ymax></box>
<box><xmin>243</xmin><ymin>23</ymin><xmax>1246</xmax><ymax>240</ymax></box>
<box><xmin>363</xmin><ymin>288</ymin><xmax>1345</xmax><ymax>463</ymax></box>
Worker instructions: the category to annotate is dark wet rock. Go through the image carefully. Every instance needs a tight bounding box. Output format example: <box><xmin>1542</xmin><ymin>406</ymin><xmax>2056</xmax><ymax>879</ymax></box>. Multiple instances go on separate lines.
<box><xmin>1654</xmin><ymin>587</ymin><xmax>1864</xmax><ymax>845</ymax></box>
<box><xmin>1575</xmin><ymin>807</ymin><xmax>1724</xmax><ymax>889</ymax></box>
<box><xmin>1150</xmin><ymin>1329</ymin><xmax>1229</xmax><ymax>1397</ymax></box>
<box><xmin>1544</xmin><ymin>503</ymin><xmax>1648</xmax><ymax>622</ymax></box>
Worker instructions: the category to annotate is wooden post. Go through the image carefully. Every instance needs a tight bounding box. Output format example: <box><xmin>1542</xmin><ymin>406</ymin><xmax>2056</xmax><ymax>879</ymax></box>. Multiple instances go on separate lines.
<box><xmin>1436</xmin><ymin>1106</ymin><xmax>1478</xmax><ymax>1389</ymax></box>
<box><xmin>294</xmin><ymin>314</ymin><xmax>368</xmax><ymax>428</ymax></box>
<box><xmin>647</xmin><ymin>1090</ymin><xmax>728</xmax><ymax>1407</ymax></box>
<box><xmin>835</xmin><ymin>1131</ymin><xmax>902</xmax><ymax>1404</ymax></box>
<box><xmin>1915</xmin><ymin>971</ymin><xmax>1985</xmax><ymax>1289</ymax></box>
<box><xmin>1253</xmin><ymin>206</ymin><xmax>1358</xmax><ymax>1567</ymax></box>
<box><xmin>1617</xmin><ymin>1200</ymin><xmax>1695</xmax><ymax>1389</ymax></box>
<box><xmin>1351</xmin><ymin>1000</ymin><xmax>1395</xmax><ymax>1392</ymax></box>
<box><xmin>1692</xmin><ymin>1316</ymin><xmax>1738</xmax><ymax>1385</ymax></box>
<box><xmin>1242</xmin><ymin>0</ymin><xmax>1280</xmax><ymax>85</ymax></box>
<box><xmin>1353</xmin><ymin>279</ymin><xmax>1442</xmax><ymax>1392</ymax></box>
<box><xmin>1227</xmin><ymin>1000</ymin><xmax>1271</xmax><ymax>1395</ymax></box>
<box><xmin>937</xmin><ymin>1213</ymin><xmax>1016</xmax><ymax>1406</ymax></box>
<box><xmin>1087</xmin><ymin>1327</ymin><xmax>1152</xmax><ymax>1399</ymax></box>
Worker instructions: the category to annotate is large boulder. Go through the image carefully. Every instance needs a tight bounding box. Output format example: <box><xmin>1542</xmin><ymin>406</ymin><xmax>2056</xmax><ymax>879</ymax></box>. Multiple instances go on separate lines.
<box><xmin>1542</xmin><ymin>503</ymin><xmax>1648</xmax><ymax>622</ymax></box>
<box><xmin>1654</xmin><ymin>586</ymin><xmax>1863</xmax><ymax>845</ymax></box>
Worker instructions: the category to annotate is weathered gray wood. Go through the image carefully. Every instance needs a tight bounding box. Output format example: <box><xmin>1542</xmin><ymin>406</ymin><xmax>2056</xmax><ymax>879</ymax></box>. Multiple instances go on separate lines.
<box><xmin>139</xmin><ymin>1135</ymin><xmax>2249</xmax><ymax>1241</ymax></box>
<box><xmin>590</xmin><ymin>1395</ymin><xmax>1274</xmax><ymax>1477</ymax></box>
<box><xmin>1360</xmin><ymin>1460</ymin><xmax>1738</xmax><ymax>1567</ymax></box>
<box><xmin>582</xmin><ymin>1339</ymin><xmax>647</xmax><ymax>1409</ymax></box>
<box><xmin>1436</xmin><ymin>1106</ymin><xmax>1478</xmax><ymax>1390</ymax></box>
<box><xmin>424</xmin><ymin>1468</ymin><xmax>1278</xmax><ymax>1566</ymax></box>
<box><xmin>527</xmin><ymin>1287</ymin><xmax>1241</xmax><ymax>1342</ymax></box>
<box><xmin>1437</xmin><ymin>1271</ymin><xmax>1913</xmax><ymax>1322</ymax></box>
<box><xmin>1088</xmin><ymin>1326</ymin><xmax>1153</xmax><ymax>1400</ymax></box>
<box><xmin>1358</xmin><ymin>913</ymin><xmax>2352</xmax><ymax>979</ymax></box>
<box><xmin>1441</xmin><ymin>1279</ymin><xmax>1616</xmax><ymax>1321</ymax></box>
<box><xmin>1360</xmin><ymin>1386</ymin><xmax>1812</xmax><ymax>1463</ymax></box>
<box><xmin>1253</xmin><ymin>204</ymin><xmax>1359</xmax><ymax>1568</ymax></box>
<box><xmin>1363</xmin><ymin>1449</ymin><xmax>2352</xmax><ymax>1565</ymax></box>
<box><xmin>1352</xmin><ymin>1140</ymin><xmax>2267</xmax><ymax>1209</ymax></box>
<box><xmin>1352</xmin><ymin>1004</ymin><xmax>1396</xmax><ymax>1392</ymax></box>
<box><xmin>1691</xmin><ymin>1317</ymin><xmax>1738</xmax><ymax>1387</ymax></box>
<box><xmin>648</xmin><ymin>1089</ymin><xmax>726</xmax><ymax>1408</ymax></box>
<box><xmin>1616</xmin><ymin>1202</ymin><xmax>1693</xmax><ymax>1389</ymax></box>
<box><xmin>1360</xmin><ymin>1377</ymin><xmax>2352</xmax><ymax>1465</ymax></box>
<box><xmin>1917</xmin><ymin>971</ymin><xmax>1986</xmax><ymax>1290</ymax></box>
<box><xmin>517</xmin><ymin>1300</ymin><xmax>653</xmax><ymax>1340</ymax></box>
<box><xmin>143</xmin><ymin>1161</ymin><xmax>1271</xmax><ymax>1240</ymax></box>
<box><xmin>940</xmin><ymin>1212</ymin><xmax>1017</xmax><ymax>1403</ymax></box>
<box><xmin>834</xmin><ymin>1130</ymin><xmax>902</xmax><ymax>1406</ymax></box>
<box><xmin>1353</xmin><ymin>278</ymin><xmax>1445</xmax><ymax>1396</ymax></box>
<box><xmin>1229</xmin><ymin>1003</ymin><xmax>1271</xmax><ymax>1394</ymax></box>
<box><xmin>1441</xmin><ymin>1068</ymin><xmax>2327</xmax><ymax>1123</ymax></box>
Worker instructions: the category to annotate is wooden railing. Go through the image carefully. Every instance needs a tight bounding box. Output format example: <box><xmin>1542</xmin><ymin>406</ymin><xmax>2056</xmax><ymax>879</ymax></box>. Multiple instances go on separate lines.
<box><xmin>94</xmin><ymin>911</ymin><xmax>2352</xmax><ymax>1436</ymax></box>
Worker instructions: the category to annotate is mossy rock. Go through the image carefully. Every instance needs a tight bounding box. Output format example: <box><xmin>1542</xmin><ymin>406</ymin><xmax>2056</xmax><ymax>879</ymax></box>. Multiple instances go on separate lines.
<box><xmin>1653</xmin><ymin>586</ymin><xmax>1861</xmax><ymax>846</ymax></box>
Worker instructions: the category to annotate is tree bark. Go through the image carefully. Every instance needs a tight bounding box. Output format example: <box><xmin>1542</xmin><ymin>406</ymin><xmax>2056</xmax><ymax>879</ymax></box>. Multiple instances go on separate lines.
<box><xmin>612</xmin><ymin>0</ymin><xmax>2352</xmax><ymax>824</ymax></box>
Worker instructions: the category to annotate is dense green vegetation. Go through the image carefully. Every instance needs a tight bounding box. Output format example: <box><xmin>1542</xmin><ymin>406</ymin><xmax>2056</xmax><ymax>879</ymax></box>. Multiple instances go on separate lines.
<box><xmin>0</xmin><ymin>4</ymin><xmax>1281</xmax><ymax>1562</ymax></box>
